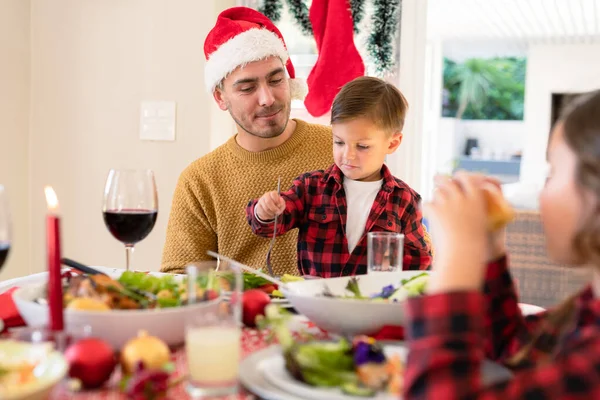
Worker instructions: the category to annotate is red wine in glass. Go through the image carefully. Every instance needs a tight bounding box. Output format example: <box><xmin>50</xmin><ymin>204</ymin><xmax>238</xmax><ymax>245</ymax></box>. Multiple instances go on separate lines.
<box><xmin>0</xmin><ymin>185</ymin><xmax>10</xmax><ymax>272</ymax></box>
<box><xmin>0</xmin><ymin>242</ymin><xmax>10</xmax><ymax>270</ymax></box>
<box><xmin>103</xmin><ymin>209</ymin><xmax>157</xmax><ymax>244</ymax></box>
<box><xmin>102</xmin><ymin>170</ymin><xmax>158</xmax><ymax>271</ymax></box>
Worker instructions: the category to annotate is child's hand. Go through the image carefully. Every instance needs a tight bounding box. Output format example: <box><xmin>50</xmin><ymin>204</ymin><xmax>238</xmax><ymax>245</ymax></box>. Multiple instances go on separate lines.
<box><xmin>255</xmin><ymin>191</ymin><xmax>286</xmax><ymax>222</ymax></box>
<box><xmin>424</xmin><ymin>172</ymin><xmax>490</xmax><ymax>293</ymax></box>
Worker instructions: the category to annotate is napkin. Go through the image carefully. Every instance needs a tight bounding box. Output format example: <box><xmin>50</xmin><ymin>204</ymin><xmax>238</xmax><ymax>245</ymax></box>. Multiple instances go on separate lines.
<box><xmin>0</xmin><ymin>287</ymin><xmax>26</xmax><ymax>332</ymax></box>
<box><xmin>372</xmin><ymin>325</ymin><xmax>405</xmax><ymax>341</ymax></box>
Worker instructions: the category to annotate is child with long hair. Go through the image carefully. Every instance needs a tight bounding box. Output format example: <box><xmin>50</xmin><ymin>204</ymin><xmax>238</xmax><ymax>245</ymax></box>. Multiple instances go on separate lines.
<box><xmin>403</xmin><ymin>89</ymin><xmax>600</xmax><ymax>398</ymax></box>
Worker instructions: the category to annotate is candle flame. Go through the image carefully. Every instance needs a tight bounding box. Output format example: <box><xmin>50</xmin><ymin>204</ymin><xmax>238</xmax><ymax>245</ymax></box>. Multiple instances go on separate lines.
<box><xmin>44</xmin><ymin>186</ymin><xmax>59</xmax><ymax>212</ymax></box>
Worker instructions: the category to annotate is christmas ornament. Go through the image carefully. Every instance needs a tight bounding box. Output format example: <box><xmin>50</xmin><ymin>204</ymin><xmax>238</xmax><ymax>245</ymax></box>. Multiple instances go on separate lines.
<box><xmin>259</xmin><ymin>0</ymin><xmax>283</xmax><ymax>24</ymax></box>
<box><xmin>304</xmin><ymin>0</ymin><xmax>365</xmax><ymax>116</ymax></box>
<box><xmin>242</xmin><ymin>289</ymin><xmax>271</xmax><ymax>327</ymax></box>
<box><xmin>349</xmin><ymin>0</ymin><xmax>368</xmax><ymax>34</ymax></box>
<box><xmin>64</xmin><ymin>338</ymin><xmax>117</xmax><ymax>389</ymax></box>
<box><xmin>368</xmin><ymin>0</ymin><xmax>401</xmax><ymax>76</ymax></box>
<box><xmin>284</xmin><ymin>0</ymin><xmax>313</xmax><ymax>36</ymax></box>
<box><xmin>121</xmin><ymin>330</ymin><xmax>171</xmax><ymax>375</ymax></box>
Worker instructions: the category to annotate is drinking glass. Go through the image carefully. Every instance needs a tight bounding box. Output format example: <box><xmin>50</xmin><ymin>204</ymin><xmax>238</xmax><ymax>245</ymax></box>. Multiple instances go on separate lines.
<box><xmin>0</xmin><ymin>185</ymin><xmax>11</xmax><ymax>273</ymax></box>
<box><xmin>102</xmin><ymin>169</ymin><xmax>158</xmax><ymax>271</ymax></box>
<box><xmin>185</xmin><ymin>259</ymin><xmax>242</xmax><ymax>398</ymax></box>
<box><xmin>367</xmin><ymin>232</ymin><xmax>404</xmax><ymax>273</ymax></box>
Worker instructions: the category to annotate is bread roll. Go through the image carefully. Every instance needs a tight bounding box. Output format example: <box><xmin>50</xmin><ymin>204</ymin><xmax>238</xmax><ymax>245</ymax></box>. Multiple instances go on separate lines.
<box><xmin>67</xmin><ymin>297</ymin><xmax>110</xmax><ymax>311</ymax></box>
<box><xmin>483</xmin><ymin>185</ymin><xmax>515</xmax><ymax>231</ymax></box>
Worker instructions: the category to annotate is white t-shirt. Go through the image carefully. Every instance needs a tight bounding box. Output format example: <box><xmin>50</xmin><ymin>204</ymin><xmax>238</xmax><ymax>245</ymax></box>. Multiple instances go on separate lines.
<box><xmin>343</xmin><ymin>177</ymin><xmax>384</xmax><ymax>253</ymax></box>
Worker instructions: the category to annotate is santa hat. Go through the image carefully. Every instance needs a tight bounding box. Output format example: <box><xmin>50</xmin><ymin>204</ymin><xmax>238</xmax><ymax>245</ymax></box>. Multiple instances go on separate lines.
<box><xmin>203</xmin><ymin>7</ymin><xmax>307</xmax><ymax>100</ymax></box>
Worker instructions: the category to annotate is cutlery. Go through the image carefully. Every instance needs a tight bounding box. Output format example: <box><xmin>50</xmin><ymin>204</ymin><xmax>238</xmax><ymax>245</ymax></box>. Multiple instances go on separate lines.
<box><xmin>61</xmin><ymin>258</ymin><xmax>108</xmax><ymax>276</ymax></box>
<box><xmin>266</xmin><ymin>177</ymin><xmax>281</xmax><ymax>276</ymax></box>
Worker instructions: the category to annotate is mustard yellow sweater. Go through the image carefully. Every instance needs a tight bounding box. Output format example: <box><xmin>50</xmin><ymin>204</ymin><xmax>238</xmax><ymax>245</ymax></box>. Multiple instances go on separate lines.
<box><xmin>161</xmin><ymin>119</ymin><xmax>334</xmax><ymax>275</ymax></box>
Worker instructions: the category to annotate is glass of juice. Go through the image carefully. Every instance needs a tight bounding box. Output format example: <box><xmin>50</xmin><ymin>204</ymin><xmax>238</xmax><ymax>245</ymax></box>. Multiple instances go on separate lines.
<box><xmin>185</xmin><ymin>258</ymin><xmax>242</xmax><ymax>398</ymax></box>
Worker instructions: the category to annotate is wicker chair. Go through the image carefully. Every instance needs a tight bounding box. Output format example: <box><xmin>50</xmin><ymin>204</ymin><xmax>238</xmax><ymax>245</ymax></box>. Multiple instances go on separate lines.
<box><xmin>506</xmin><ymin>210</ymin><xmax>590</xmax><ymax>309</ymax></box>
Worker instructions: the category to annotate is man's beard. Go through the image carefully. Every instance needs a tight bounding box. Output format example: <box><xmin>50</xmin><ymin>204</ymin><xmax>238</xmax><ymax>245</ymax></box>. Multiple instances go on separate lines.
<box><xmin>228</xmin><ymin>104</ymin><xmax>291</xmax><ymax>139</ymax></box>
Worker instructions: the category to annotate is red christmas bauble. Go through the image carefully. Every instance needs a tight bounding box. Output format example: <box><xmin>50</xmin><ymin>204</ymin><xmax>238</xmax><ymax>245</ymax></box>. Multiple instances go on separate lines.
<box><xmin>242</xmin><ymin>289</ymin><xmax>271</xmax><ymax>327</ymax></box>
<box><xmin>64</xmin><ymin>337</ymin><xmax>117</xmax><ymax>389</ymax></box>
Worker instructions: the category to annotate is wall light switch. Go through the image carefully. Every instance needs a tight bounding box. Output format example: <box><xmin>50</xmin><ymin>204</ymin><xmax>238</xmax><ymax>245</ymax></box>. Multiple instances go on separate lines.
<box><xmin>140</xmin><ymin>101</ymin><xmax>176</xmax><ymax>141</ymax></box>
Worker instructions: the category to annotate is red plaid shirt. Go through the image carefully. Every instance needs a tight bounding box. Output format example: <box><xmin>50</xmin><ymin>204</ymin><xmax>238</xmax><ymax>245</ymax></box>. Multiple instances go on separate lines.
<box><xmin>246</xmin><ymin>164</ymin><xmax>432</xmax><ymax>277</ymax></box>
<box><xmin>404</xmin><ymin>256</ymin><xmax>600</xmax><ymax>399</ymax></box>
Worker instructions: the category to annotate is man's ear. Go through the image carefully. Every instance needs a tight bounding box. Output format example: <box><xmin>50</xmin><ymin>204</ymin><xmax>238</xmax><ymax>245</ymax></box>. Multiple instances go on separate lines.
<box><xmin>213</xmin><ymin>87</ymin><xmax>228</xmax><ymax>111</ymax></box>
<box><xmin>388</xmin><ymin>132</ymin><xmax>403</xmax><ymax>153</ymax></box>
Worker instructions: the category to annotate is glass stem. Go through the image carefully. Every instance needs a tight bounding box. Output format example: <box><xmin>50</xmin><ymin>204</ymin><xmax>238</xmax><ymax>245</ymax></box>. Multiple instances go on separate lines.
<box><xmin>125</xmin><ymin>245</ymin><xmax>135</xmax><ymax>271</ymax></box>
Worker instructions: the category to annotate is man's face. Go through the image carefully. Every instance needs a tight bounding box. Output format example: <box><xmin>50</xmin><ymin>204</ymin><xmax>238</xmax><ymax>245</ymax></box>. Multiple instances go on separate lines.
<box><xmin>214</xmin><ymin>57</ymin><xmax>292</xmax><ymax>139</ymax></box>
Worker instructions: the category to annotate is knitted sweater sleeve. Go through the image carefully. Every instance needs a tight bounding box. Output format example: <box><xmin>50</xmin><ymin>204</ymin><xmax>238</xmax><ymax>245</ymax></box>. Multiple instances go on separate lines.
<box><xmin>161</xmin><ymin>170</ymin><xmax>217</xmax><ymax>274</ymax></box>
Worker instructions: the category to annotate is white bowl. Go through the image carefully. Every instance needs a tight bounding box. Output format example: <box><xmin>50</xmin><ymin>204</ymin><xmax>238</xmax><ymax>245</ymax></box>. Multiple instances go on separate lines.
<box><xmin>12</xmin><ymin>278</ymin><xmax>220</xmax><ymax>349</ymax></box>
<box><xmin>0</xmin><ymin>340</ymin><xmax>68</xmax><ymax>400</ymax></box>
<box><xmin>280</xmin><ymin>271</ymin><xmax>428</xmax><ymax>336</ymax></box>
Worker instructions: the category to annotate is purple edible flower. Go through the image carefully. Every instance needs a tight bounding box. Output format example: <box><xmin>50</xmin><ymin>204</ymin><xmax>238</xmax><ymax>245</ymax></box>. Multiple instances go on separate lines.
<box><xmin>370</xmin><ymin>284</ymin><xmax>396</xmax><ymax>299</ymax></box>
<box><xmin>353</xmin><ymin>339</ymin><xmax>386</xmax><ymax>366</ymax></box>
<box><xmin>380</xmin><ymin>284</ymin><xmax>396</xmax><ymax>298</ymax></box>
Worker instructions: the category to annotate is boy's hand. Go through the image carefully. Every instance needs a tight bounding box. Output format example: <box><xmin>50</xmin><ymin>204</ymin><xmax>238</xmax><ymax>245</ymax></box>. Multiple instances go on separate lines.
<box><xmin>255</xmin><ymin>191</ymin><xmax>286</xmax><ymax>222</ymax></box>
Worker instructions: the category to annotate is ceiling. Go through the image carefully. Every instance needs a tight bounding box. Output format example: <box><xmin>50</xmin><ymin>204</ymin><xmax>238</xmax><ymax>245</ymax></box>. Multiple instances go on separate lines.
<box><xmin>427</xmin><ymin>0</ymin><xmax>600</xmax><ymax>58</ymax></box>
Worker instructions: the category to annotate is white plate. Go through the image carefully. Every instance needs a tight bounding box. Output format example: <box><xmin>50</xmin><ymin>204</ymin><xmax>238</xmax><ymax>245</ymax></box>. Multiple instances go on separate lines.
<box><xmin>241</xmin><ymin>343</ymin><xmax>512</xmax><ymax>400</ymax></box>
<box><xmin>0</xmin><ymin>340</ymin><xmax>68</xmax><ymax>400</ymax></box>
<box><xmin>240</xmin><ymin>345</ymin><xmax>306</xmax><ymax>400</ymax></box>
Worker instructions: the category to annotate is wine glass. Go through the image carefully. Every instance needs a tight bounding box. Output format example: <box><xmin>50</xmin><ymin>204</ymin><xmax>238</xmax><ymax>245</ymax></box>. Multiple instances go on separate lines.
<box><xmin>102</xmin><ymin>169</ymin><xmax>158</xmax><ymax>271</ymax></box>
<box><xmin>0</xmin><ymin>185</ymin><xmax>11</xmax><ymax>273</ymax></box>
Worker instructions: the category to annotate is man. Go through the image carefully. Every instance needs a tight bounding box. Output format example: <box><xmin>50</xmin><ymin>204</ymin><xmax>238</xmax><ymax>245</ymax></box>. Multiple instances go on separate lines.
<box><xmin>161</xmin><ymin>7</ymin><xmax>333</xmax><ymax>275</ymax></box>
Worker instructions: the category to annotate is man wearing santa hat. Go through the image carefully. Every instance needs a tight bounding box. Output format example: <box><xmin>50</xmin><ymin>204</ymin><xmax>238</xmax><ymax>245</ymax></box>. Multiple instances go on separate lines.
<box><xmin>161</xmin><ymin>7</ymin><xmax>333</xmax><ymax>276</ymax></box>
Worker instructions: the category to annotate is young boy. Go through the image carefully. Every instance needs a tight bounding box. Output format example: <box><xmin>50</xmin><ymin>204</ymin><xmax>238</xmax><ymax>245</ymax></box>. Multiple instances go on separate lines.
<box><xmin>245</xmin><ymin>77</ymin><xmax>432</xmax><ymax>277</ymax></box>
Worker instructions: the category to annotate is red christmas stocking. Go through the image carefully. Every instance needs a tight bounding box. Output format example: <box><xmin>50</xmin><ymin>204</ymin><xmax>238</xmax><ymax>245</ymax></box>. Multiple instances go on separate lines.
<box><xmin>304</xmin><ymin>0</ymin><xmax>365</xmax><ymax>117</ymax></box>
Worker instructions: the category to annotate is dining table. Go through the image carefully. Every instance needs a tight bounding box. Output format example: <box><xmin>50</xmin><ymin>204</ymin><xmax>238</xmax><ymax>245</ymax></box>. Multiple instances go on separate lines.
<box><xmin>0</xmin><ymin>270</ymin><xmax>331</xmax><ymax>400</ymax></box>
<box><xmin>0</xmin><ymin>270</ymin><xmax>545</xmax><ymax>400</ymax></box>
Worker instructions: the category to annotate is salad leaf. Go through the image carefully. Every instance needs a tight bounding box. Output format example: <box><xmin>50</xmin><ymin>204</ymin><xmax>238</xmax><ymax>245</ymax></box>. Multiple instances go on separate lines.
<box><xmin>156</xmin><ymin>297</ymin><xmax>180</xmax><ymax>308</ymax></box>
<box><xmin>280</xmin><ymin>274</ymin><xmax>304</xmax><ymax>283</ymax></box>
<box><xmin>286</xmin><ymin>340</ymin><xmax>358</xmax><ymax>387</ymax></box>
<box><xmin>345</xmin><ymin>278</ymin><xmax>364</xmax><ymax>298</ymax></box>
<box><xmin>260</xmin><ymin>305</ymin><xmax>358</xmax><ymax>388</ymax></box>
<box><xmin>217</xmin><ymin>271</ymin><xmax>272</xmax><ymax>291</ymax></box>
<box><xmin>400</xmin><ymin>273</ymin><xmax>429</xmax><ymax>296</ymax></box>
<box><xmin>242</xmin><ymin>272</ymin><xmax>272</xmax><ymax>290</ymax></box>
<box><xmin>118</xmin><ymin>272</ymin><xmax>178</xmax><ymax>294</ymax></box>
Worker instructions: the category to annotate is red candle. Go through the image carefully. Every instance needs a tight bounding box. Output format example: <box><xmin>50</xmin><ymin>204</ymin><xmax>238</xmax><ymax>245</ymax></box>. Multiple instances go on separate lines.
<box><xmin>45</xmin><ymin>186</ymin><xmax>64</xmax><ymax>331</ymax></box>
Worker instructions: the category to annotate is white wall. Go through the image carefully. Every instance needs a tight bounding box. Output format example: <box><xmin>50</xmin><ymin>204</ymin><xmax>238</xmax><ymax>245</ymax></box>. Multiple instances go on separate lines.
<box><xmin>0</xmin><ymin>0</ymin><xmax>30</xmax><ymax>279</ymax></box>
<box><xmin>521</xmin><ymin>43</ymin><xmax>600</xmax><ymax>183</ymax></box>
<box><xmin>28</xmin><ymin>0</ymin><xmax>236</xmax><ymax>275</ymax></box>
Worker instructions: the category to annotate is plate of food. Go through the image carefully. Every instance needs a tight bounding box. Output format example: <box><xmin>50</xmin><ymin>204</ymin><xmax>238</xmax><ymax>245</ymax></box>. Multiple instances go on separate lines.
<box><xmin>0</xmin><ymin>340</ymin><xmax>68</xmax><ymax>400</ymax></box>
<box><xmin>240</xmin><ymin>306</ymin><xmax>512</xmax><ymax>400</ymax></box>
<box><xmin>12</xmin><ymin>270</ymin><xmax>222</xmax><ymax>348</ymax></box>
<box><xmin>220</xmin><ymin>272</ymin><xmax>305</xmax><ymax>308</ymax></box>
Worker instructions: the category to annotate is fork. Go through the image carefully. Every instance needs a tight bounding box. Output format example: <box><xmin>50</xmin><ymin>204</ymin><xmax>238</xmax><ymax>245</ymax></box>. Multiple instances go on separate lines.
<box><xmin>265</xmin><ymin>176</ymin><xmax>281</xmax><ymax>277</ymax></box>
